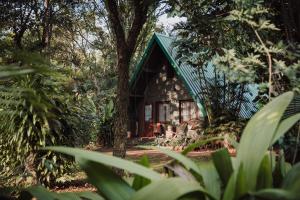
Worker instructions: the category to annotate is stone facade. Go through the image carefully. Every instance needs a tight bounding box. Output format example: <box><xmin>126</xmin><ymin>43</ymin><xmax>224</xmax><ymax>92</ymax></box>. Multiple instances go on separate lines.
<box><xmin>130</xmin><ymin>63</ymin><xmax>206</xmax><ymax>137</ymax></box>
<box><xmin>143</xmin><ymin>64</ymin><xmax>193</xmax><ymax>125</ymax></box>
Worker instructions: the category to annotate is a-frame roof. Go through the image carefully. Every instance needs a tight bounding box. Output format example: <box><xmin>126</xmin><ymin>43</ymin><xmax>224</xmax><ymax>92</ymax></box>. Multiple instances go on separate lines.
<box><xmin>130</xmin><ymin>33</ymin><xmax>258</xmax><ymax>118</ymax></box>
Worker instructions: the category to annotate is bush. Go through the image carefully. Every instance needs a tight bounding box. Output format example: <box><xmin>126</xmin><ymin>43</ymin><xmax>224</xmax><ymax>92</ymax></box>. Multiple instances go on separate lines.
<box><xmin>0</xmin><ymin>53</ymin><xmax>97</xmax><ymax>186</ymax></box>
<box><xmin>97</xmin><ymin>100</ymin><xmax>115</xmax><ymax>147</ymax></box>
<box><xmin>20</xmin><ymin>91</ymin><xmax>300</xmax><ymax>200</ymax></box>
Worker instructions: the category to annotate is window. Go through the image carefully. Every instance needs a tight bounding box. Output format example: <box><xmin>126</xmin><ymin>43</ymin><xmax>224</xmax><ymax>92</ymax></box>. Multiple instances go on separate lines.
<box><xmin>158</xmin><ymin>102</ymin><xmax>170</xmax><ymax>122</ymax></box>
<box><xmin>166</xmin><ymin>64</ymin><xmax>175</xmax><ymax>79</ymax></box>
<box><xmin>144</xmin><ymin>104</ymin><xmax>152</xmax><ymax>122</ymax></box>
<box><xmin>180</xmin><ymin>101</ymin><xmax>199</xmax><ymax>122</ymax></box>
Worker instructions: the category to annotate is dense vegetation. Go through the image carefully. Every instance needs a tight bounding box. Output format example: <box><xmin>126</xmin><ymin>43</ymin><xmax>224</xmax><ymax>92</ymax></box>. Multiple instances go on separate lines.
<box><xmin>0</xmin><ymin>0</ymin><xmax>299</xmax><ymax>199</ymax></box>
<box><xmin>23</xmin><ymin>92</ymin><xmax>300</xmax><ymax>200</ymax></box>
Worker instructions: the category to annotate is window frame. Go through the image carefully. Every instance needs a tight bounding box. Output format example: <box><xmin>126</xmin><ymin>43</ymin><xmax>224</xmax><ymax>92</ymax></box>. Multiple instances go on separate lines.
<box><xmin>144</xmin><ymin>103</ymin><xmax>153</xmax><ymax>122</ymax></box>
<box><xmin>156</xmin><ymin>101</ymin><xmax>171</xmax><ymax>123</ymax></box>
<box><xmin>179</xmin><ymin>100</ymin><xmax>200</xmax><ymax>123</ymax></box>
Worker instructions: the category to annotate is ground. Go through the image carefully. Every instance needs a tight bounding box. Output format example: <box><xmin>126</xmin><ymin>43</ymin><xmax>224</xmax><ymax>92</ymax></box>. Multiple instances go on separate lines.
<box><xmin>53</xmin><ymin>147</ymin><xmax>215</xmax><ymax>193</ymax></box>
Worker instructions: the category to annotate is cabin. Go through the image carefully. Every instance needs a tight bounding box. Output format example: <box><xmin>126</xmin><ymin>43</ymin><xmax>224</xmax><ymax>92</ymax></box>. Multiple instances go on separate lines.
<box><xmin>129</xmin><ymin>33</ymin><xmax>257</xmax><ymax>137</ymax></box>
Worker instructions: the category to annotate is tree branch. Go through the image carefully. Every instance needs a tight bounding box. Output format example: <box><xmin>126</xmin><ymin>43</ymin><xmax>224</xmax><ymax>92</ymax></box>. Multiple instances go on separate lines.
<box><xmin>103</xmin><ymin>0</ymin><xmax>126</xmax><ymax>52</ymax></box>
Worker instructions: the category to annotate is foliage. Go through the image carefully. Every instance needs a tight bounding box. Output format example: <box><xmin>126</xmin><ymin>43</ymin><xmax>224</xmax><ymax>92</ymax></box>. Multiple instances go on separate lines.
<box><xmin>0</xmin><ymin>51</ymin><xmax>98</xmax><ymax>186</ymax></box>
<box><xmin>97</xmin><ymin>100</ymin><xmax>115</xmax><ymax>147</ymax></box>
<box><xmin>21</xmin><ymin>91</ymin><xmax>300</xmax><ymax>200</ymax></box>
<box><xmin>167</xmin><ymin>0</ymin><xmax>255</xmax><ymax>124</ymax></box>
<box><xmin>213</xmin><ymin>0</ymin><xmax>300</xmax><ymax>98</ymax></box>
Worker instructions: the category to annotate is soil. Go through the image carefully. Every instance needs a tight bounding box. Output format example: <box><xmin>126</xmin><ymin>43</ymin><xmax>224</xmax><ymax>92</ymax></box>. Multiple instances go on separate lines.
<box><xmin>52</xmin><ymin>146</ymin><xmax>235</xmax><ymax>193</ymax></box>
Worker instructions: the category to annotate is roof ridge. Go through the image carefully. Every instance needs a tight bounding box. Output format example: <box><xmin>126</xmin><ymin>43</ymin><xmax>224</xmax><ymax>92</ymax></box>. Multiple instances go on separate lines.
<box><xmin>154</xmin><ymin>32</ymin><xmax>176</xmax><ymax>40</ymax></box>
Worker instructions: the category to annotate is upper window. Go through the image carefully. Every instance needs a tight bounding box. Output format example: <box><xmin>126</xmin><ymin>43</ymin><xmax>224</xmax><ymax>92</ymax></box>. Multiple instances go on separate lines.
<box><xmin>166</xmin><ymin>64</ymin><xmax>175</xmax><ymax>79</ymax></box>
<box><xmin>180</xmin><ymin>101</ymin><xmax>199</xmax><ymax>122</ymax></box>
<box><xmin>158</xmin><ymin>102</ymin><xmax>170</xmax><ymax>122</ymax></box>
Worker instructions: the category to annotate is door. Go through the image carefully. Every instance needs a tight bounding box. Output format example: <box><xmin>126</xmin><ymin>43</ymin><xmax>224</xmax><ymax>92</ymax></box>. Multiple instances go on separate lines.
<box><xmin>144</xmin><ymin>104</ymin><xmax>153</xmax><ymax>137</ymax></box>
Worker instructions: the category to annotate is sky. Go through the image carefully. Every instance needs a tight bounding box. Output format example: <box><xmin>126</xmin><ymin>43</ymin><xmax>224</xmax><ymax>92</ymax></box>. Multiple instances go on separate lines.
<box><xmin>157</xmin><ymin>14</ymin><xmax>186</xmax><ymax>31</ymax></box>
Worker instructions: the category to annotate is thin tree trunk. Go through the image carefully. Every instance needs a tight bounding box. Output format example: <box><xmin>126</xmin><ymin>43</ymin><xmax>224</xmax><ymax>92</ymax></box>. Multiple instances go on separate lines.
<box><xmin>41</xmin><ymin>0</ymin><xmax>51</xmax><ymax>49</ymax></box>
<box><xmin>14</xmin><ymin>33</ymin><xmax>24</xmax><ymax>49</ymax></box>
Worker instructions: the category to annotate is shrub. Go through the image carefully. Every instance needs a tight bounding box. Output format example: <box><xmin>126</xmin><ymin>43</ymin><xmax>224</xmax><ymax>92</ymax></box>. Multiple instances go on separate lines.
<box><xmin>22</xmin><ymin>91</ymin><xmax>300</xmax><ymax>199</ymax></box>
<box><xmin>0</xmin><ymin>66</ymin><xmax>77</xmax><ymax>186</ymax></box>
<box><xmin>97</xmin><ymin>100</ymin><xmax>115</xmax><ymax>147</ymax></box>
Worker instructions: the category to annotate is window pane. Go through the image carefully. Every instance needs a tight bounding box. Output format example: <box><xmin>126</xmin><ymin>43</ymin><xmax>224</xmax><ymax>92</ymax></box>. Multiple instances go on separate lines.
<box><xmin>145</xmin><ymin>104</ymin><xmax>152</xmax><ymax>121</ymax></box>
<box><xmin>181</xmin><ymin>102</ymin><xmax>189</xmax><ymax>121</ymax></box>
<box><xmin>190</xmin><ymin>103</ymin><xmax>198</xmax><ymax>119</ymax></box>
<box><xmin>181</xmin><ymin>101</ymin><xmax>198</xmax><ymax>121</ymax></box>
<box><xmin>158</xmin><ymin>103</ymin><xmax>170</xmax><ymax>122</ymax></box>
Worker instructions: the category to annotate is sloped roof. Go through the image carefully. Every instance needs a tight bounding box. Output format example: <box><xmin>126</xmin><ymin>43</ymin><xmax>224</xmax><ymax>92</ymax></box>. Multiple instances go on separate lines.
<box><xmin>130</xmin><ymin>33</ymin><xmax>258</xmax><ymax>118</ymax></box>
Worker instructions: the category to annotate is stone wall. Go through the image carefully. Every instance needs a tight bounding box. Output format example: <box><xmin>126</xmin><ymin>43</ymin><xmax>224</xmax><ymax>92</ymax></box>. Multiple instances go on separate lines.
<box><xmin>143</xmin><ymin>64</ymin><xmax>200</xmax><ymax>125</ymax></box>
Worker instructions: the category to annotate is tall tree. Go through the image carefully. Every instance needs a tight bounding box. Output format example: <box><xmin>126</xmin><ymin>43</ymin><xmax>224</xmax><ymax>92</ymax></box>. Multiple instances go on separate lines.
<box><xmin>103</xmin><ymin>0</ymin><xmax>159</xmax><ymax>158</ymax></box>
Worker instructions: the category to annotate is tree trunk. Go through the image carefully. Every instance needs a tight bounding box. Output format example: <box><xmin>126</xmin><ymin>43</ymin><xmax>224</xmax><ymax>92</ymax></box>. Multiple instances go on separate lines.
<box><xmin>14</xmin><ymin>33</ymin><xmax>23</xmax><ymax>49</ymax></box>
<box><xmin>113</xmin><ymin>52</ymin><xmax>130</xmax><ymax>158</ymax></box>
<box><xmin>41</xmin><ymin>0</ymin><xmax>51</xmax><ymax>49</ymax></box>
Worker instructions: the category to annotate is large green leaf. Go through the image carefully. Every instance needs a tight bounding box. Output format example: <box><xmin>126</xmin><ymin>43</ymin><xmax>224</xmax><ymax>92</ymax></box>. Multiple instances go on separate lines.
<box><xmin>181</xmin><ymin>137</ymin><xmax>224</xmax><ymax>155</ymax></box>
<box><xmin>212</xmin><ymin>148</ymin><xmax>233</xmax><ymax>186</ymax></box>
<box><xmin>256</xmin><ymin>154</ymin><xmax>272</xmax><ymax>190</ymax></box>
<box><xmin>0</xmin><ymin>68</ymin><xmax>34</xmax><ymax>78</ymax></box>
<box><xmin>43</xmin><ymin>147</ymin><xmax>162</xmax><ymax>180</ymax></box>
<box><xmin>236</xmin><ymin>92</ymin><xmax>294</xmax><ymax>190</ymax></box>
<box><xmin>130</xmin><ymin>178</ymin><xmax>213</xmax><ymax>200</ymax></box>
<box><xmin>132</xmin><ymin>155</ymin><xmax>151</xmax><ymax>190</ymax></box>
<box><xmin>165</xmin><ymin>163</ymin><xmax>197</xmax><ymax>181</ymax></box>
<box><xmin>273</xmin><ymin>150</ymin><xmax>287</xmax><ymax>187</ymax></box>
<box><xmin>252</xmin><ymin>189</ymin><xmax>299</xmax><ymax>200</ymax></box>
<box><xmin>272</xmin><ymin>113</ymin><xmax>300</xmax><ymax>144</ymax></box>
<box><xmin>24</xmin><ymin>186</ymin><xmax>104</xmax><ymax>200</ymax></box>
<box><xmin>75</xmin><ymin>192</ymin><xmax>105</xmax><ymax>200</ymax></box>
<box><xmin>78</xmin><ymin>158</ymin><xmax>135</xmax><ymax>200</ymax></box>
<box><xmin>235</xmin><ymin>164</ymin><xmax>247</xmax><ymax>199</ymax></box>
<box><xmin>56</xmin><ymin>193</ymin><xmax>82</xmax><ymax>200</ymax></box>
<box><xmin>282</xmin><ymin>163</ymin><xmax>300</xmax><ymax>193</ymax></box>
<box><xmin>23</xmin><ymin>186</ymin><xmax>58</xmax><ymax>200</ymax></box>
<box><xmin>222</xmin><ymin>173</ymin><xmax>236</xmax><ymax>200</ymax></box>
<box><xmin>222</xmin><ymin>164</ymin><xmax>247</xmax><ymax>200</ymax></box>
<box><xmin>198</xmin><ymin>161</ymin><xmax>221</xmax><ymax>200</ymax></box>
<box><xmin>145</xmin><ymin>147</ymin><xmax>202</xmax><ymax>175</ymax></box>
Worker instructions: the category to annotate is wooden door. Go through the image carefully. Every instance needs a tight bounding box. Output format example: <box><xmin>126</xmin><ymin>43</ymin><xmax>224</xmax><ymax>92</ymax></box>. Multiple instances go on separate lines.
<box><xmin>144</xmin><ymin>104</ymin><xmax>153</xmax><ymax>137</ymax></box>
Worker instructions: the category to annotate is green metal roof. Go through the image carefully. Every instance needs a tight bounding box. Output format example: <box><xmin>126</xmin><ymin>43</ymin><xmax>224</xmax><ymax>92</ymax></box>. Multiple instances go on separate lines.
<box><xmin>130</xmin><ymin>33</ymin><xmax>258</xmax><ymax>118</ymax></box>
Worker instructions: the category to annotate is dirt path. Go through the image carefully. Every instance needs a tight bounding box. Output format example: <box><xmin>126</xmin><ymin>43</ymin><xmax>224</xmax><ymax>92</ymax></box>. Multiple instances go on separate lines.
<box><xmin>53</xmin><ymin>147</ymin><xmax>223</xmax><ymax>193</ymax></box>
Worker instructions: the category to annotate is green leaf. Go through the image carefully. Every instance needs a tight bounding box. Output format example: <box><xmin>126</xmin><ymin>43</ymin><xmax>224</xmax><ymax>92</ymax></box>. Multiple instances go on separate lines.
<box><xmin>0</xmin><ymin>68</ymin><xmax>35</xmax><ymax>78</ymax></box>
<box><xmin>282</xmin><ymin>163</ymin><xmax>300</xmax><ymax>193</ymax></box>
<box><xmin>273</xmin><ymin>150</ymin><xmax>287</xmax><ymax>187</ymax></box>
<box><xmin>145</xmin><ymin>147</ymin><xmax>202</xmax><ymax>175</ymax></box>
<box><xmin>235</xmin><ymin>164</ymin><xmax>247</xmax><ymax>199</ymax></box>
<box><xmin>222</xmin><ymin>173</ymin><xmax>236</xmax><ymax>200</ymax></box>
<box><xmin>222</xmin><ymin>164</ymin><xmax>246</xmax><ymax>200</ymax></box>
<box><xmin>165</xmin><ymin>163</ymin><xmax>197</xmax><ymax>181</ymax></box>
<box><xmin>272</xmin><ymin>113</ymin><xmax>300</xmax><ymax>144</ymax></box>
<box><xmin>182</xmin><ymin>137</ymin><xmax>224</xmax><ymax>155</ymax></box>
<box><xmin>198</xmin><ymin>161</ymin><xmax>221</xmax><ymax>200</ymax></box>
<box><xmin>256</xmin><ymin>154</ymin><xmax>273</xmax><ymax>190</ymax></box>
<box><xmin>57</xmin><ymin>193</ymin><xmax>82</xmax><ymax>200</ymax></box>
<box><xmin>131</xmin><ymin>178</ymin><xmax>213</xmax><ymax>200</ymax></box>
<box><xmin>75</xmin><ymin>192</ymin><xmax>105</xmax><ymax>200</ymax></box>
<box><xmin>252</xmin><ymin>189</ymin><xmax>298</xmax><ymax>200</ymax></box>
<box><xmin>212</xmin><ymin>148</ymin><xmax>233</xmax><ymax>186</ymax></box>
<box><xmin>43</xmin><ymin>147</ymin><xmax>162</xmax><ymax>180</ymax></box>
<box><xmin>23</xmin><ymin>186</ymin><xmax>59</xmax><ymax>200</ymax></box>
<box><xmin>78</xmin><ymin>158</ymin><xmax>135</xmax><ymax>200</ymax></box>
<box><xmin>236</xmin><ymin>92</ymin><xmax>294</xmax><ymax>190</ymax></box>
<box><xmin>132</xmin><ymin>155</ymin><xmax>151</xmax><ymax>190</ymax></box>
